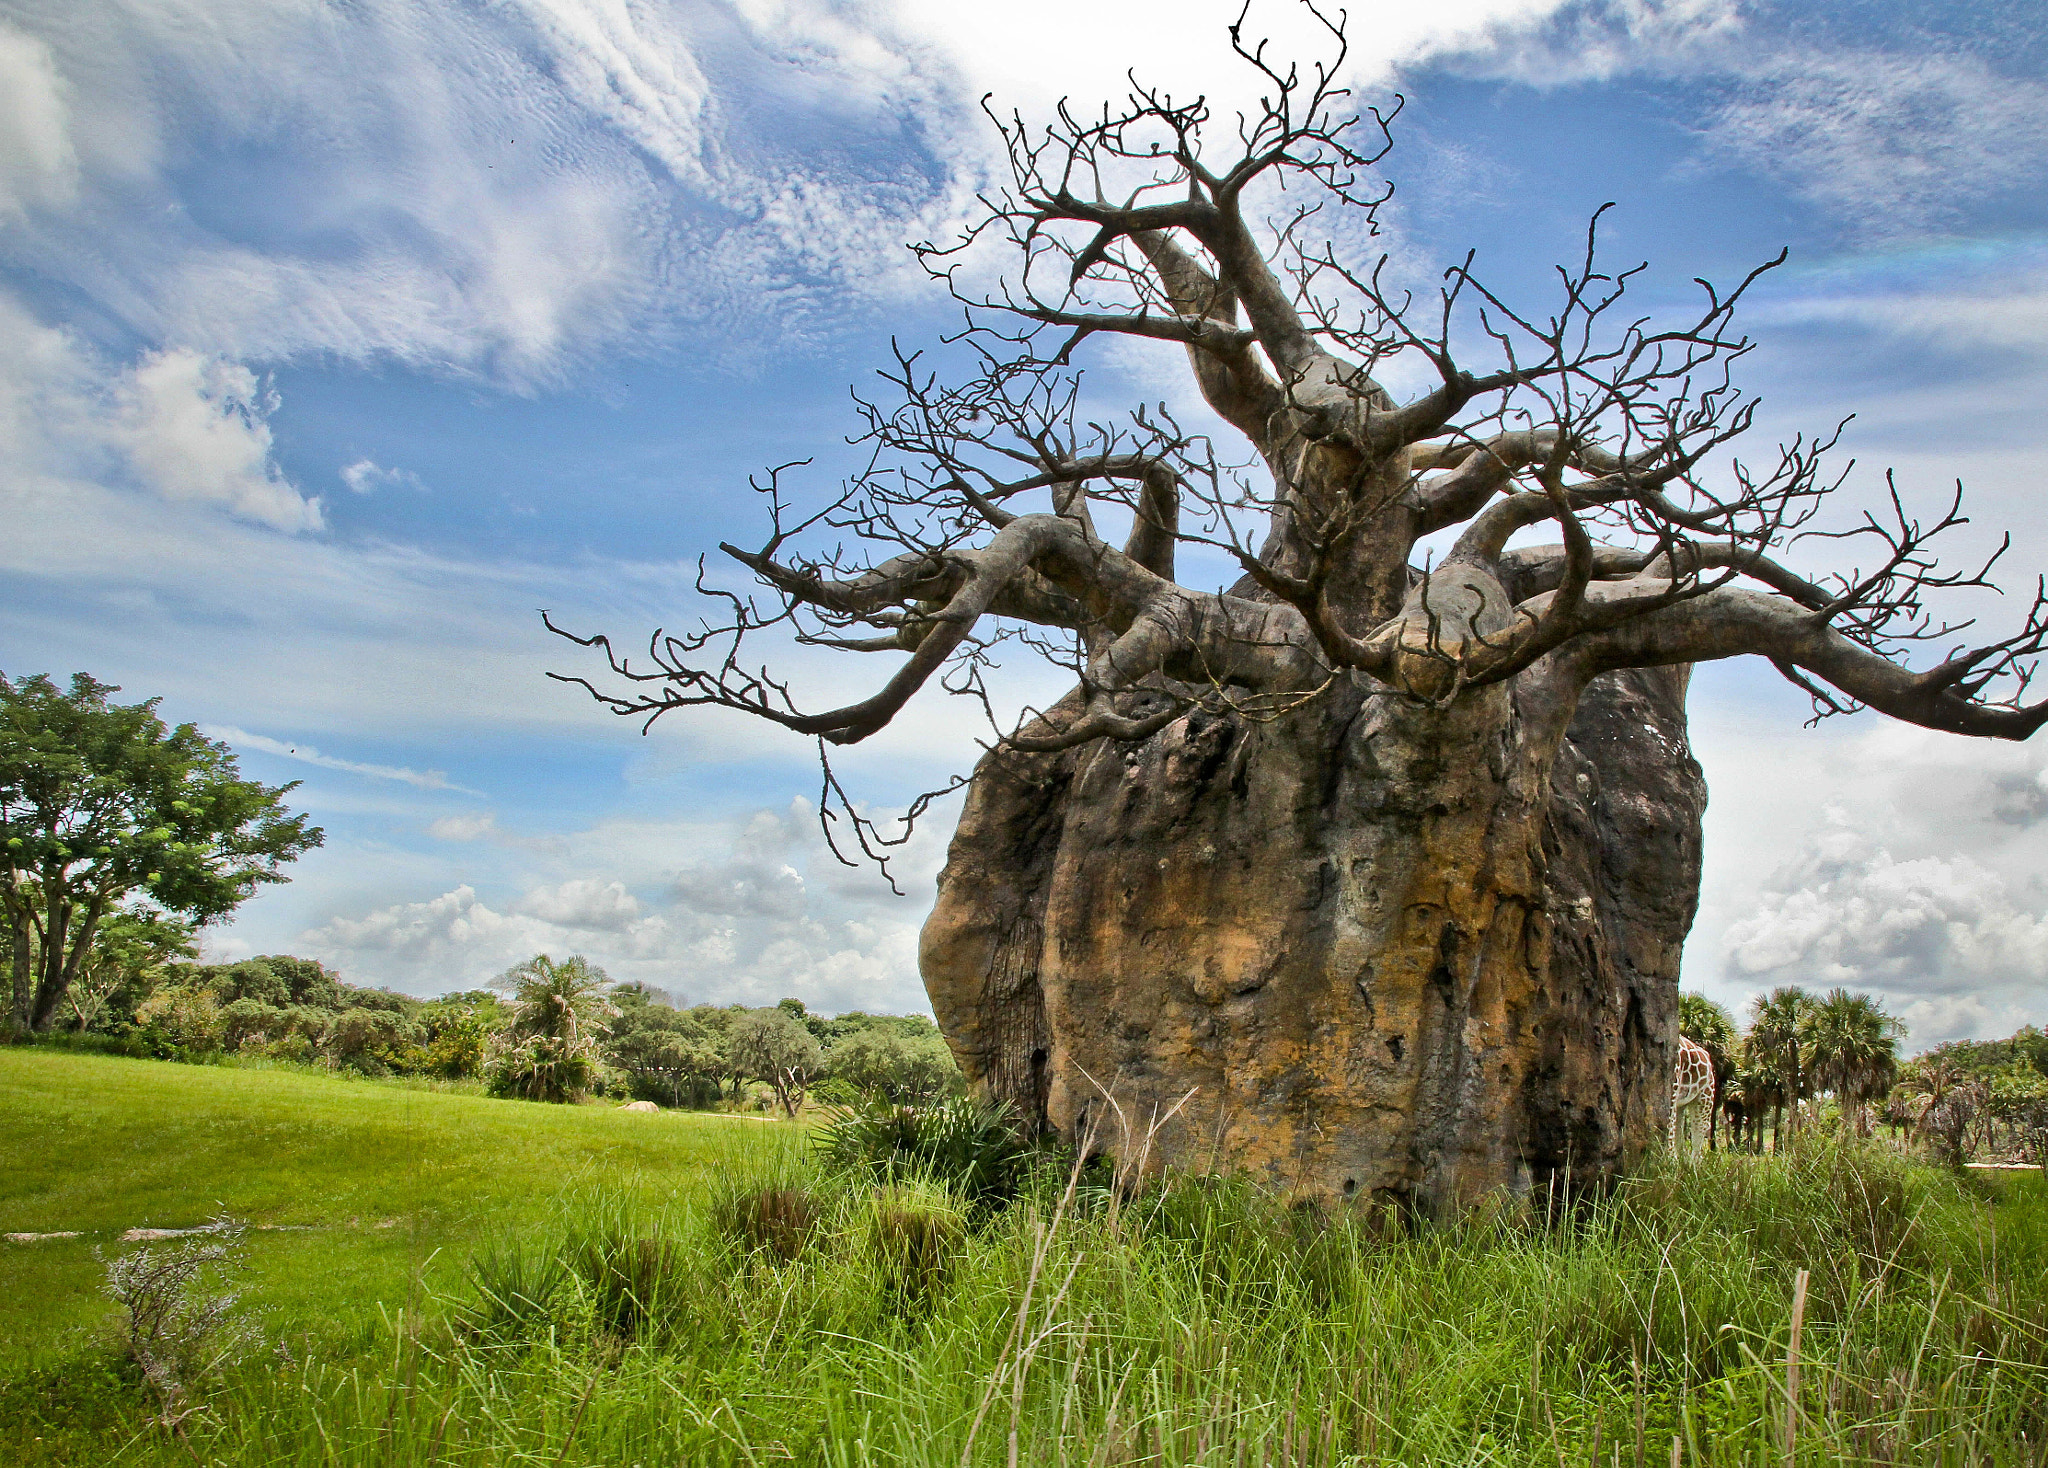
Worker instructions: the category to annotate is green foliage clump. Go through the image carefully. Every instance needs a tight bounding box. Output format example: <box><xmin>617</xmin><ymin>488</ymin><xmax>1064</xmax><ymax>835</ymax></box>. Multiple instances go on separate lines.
<box><xmin>604</xmin><ymin>992</ymin><xmax>726</xmax><ymax>1107</ymax></box>
<box><xmin>0</xmin><ymin>671</ymin><xmax>322</xmax><ymax>1034</ymax></box>
<box><xmin>816</xmin><ymin>1094</ymin><xmax>1033</xmax><ymax>1207</ymax></box>
<box><xmin>713</xmin><ymin>1178</ymin><xmax>827</xmax><ymax>1263</ymax></box>
<box><xmin>486</xmin><ymin>954</ymin><xmax>616</xmax><ymax>1103</ymax></box>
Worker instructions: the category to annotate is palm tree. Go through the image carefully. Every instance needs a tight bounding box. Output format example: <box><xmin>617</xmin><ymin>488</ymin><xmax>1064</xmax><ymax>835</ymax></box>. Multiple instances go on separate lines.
<box><xmin>1727</xmin><ymin>1043</ymin><xmax>1783</xmax><ymax>1153</ymax></box>
<box><xmin>1679</xmin><ymin>993</ymin><xmax>1738</xmax><ymax>1149</ymax></box>
<box><xmin>1800</xmin><ymin>989</ymin><xmax>1902</xmax><ymax>1136</ymax></box>
<box><xmin>1894</xmin><ymin>1053</ymin><xmax>1985</xmax><ymax>1165</ymax></box>
<box><xmin>1747</xmin><ymin>987</ymin><xmax>1814</xmax><ymax>1150</ymax></box>
<box><xmin>489</xmin><ymin>953</ymin><xmax>619</xmax><ymax>1102</ymax></box>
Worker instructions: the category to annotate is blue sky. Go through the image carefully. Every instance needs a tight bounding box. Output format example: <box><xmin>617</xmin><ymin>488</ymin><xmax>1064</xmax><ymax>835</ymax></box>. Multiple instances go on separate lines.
<box><xmin>4</xmin><ymin>0</ymin><xmax>2046</xmax><ymax>1042</ymax></box>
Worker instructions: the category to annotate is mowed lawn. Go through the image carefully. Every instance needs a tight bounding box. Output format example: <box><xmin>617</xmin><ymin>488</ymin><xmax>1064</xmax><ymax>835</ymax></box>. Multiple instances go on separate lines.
<box><xmin>0</xmin><ymin>1049</ymin><xmax>783</xmax><ymax>1368</ymax></box>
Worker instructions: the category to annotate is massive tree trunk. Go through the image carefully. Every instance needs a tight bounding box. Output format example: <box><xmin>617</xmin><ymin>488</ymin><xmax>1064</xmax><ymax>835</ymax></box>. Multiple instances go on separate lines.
<box><xmin>923</xmin><ymin>664</ymin><xmax>1704</xmax><ymax>1211</ymax></box>
<box><xmin>554</xmin><ymin>22</ymin><xmax>2048</xmax><ymax>1209</ymax></box>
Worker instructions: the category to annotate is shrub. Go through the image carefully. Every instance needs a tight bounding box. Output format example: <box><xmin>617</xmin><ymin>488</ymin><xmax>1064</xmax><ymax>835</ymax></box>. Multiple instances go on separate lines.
<box><xmin>564</xmin><ymin>1216</ymin><xmax>690</xmax><ymax>1341</ymax></box>
<box><xmin>327</xmin><ymin>1005</ymin><xmax>421</xmax><ymax>1075</ymax></box>
<box><xmin>453</xmin><ymin>1237</ymin><xmax>569</xmax><ymax>1342</ymax></box>
<box><xmin>100</xmin><ymin>1214</ymin><xmax>254</xmax><ymax>1427</ymax></box>
<box><xmin>815</xmin><ymin>1094</ymin><xmax>1032</xmax><ymax>1207</ymax></box>
<box><xmin>131</xmin><ymin>986</ymin><xmax>222</xmax><ymax>1056</ymax></box>
<box><xmin>488</xmin><ymin>1035</ymin><xmax>596</xmax><ymax>1103</ymax></box>
<box><xmin>864</xmin><ymin>1179</ymin><xmax>967</xmax><ymax>1296</ymax></box>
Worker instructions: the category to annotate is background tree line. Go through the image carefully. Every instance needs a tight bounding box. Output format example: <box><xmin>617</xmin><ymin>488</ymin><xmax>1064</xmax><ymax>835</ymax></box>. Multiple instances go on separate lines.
<box><xmin>1680</xmin><ymin>986</ymin><xmax>2048</xmax><ymax>1166</ymax></box>
<box><xmin>29</xmin><ymin>941</ymin><xmax>963</xmax><ymax>1114</ymax></box>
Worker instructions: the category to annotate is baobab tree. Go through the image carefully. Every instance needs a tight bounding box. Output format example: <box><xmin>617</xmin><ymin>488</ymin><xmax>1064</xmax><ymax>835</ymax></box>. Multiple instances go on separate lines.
<box><xmin>550</xmin><ymin>15</ymin><xmax>2048</xmax><ymax>1209</ymax></box>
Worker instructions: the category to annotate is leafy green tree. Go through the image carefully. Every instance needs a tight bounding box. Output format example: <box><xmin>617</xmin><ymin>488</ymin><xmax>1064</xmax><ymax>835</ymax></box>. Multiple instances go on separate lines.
<box><xmin>730</xmin><ymin>1006</ymin><xmax>823</xmax><ymax>1117</ymax></box>
<box><xmin>1800</xmin><ymin>988</ymin><xmax>1902</xmax><ymax>1135</ymax></box>
<box><xmin>1894</xmin><ymin>1054</ymin><xmax>1985</xmax><ymax>1165</ymax></box>
<box><xmin>606</xmin><ymin>1003</ymin><xmax>728</xmax><ymax>1107</ymax></box>
<box><xmin>488</xmin><ymin>954</ymin><xmax>617</xmax><ymax>1102</ymax></box>
<box><xmin>63</xmin><ymin>904</ymin><xmax>197</xmax><ymax>1032</ymax></box>
<box><xmin>826</xmin><ymin>1024</ymin><xmax>963</xmax><ymax>1104</ymax></box>
<box><xmin>1987</xmin><ymin>1062</ymin><xmax>2048</xmax><ymax>1161</ymax></box>
<box><xmin>1</xmin><ymin>673</ymin><xmax>322</xmax><ymax>1032</ymax></box>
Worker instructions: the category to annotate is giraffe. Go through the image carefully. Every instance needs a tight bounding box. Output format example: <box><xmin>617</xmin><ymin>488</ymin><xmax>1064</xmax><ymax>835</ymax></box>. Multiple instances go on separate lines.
<box><xmin>1670</xmin><ymin>1036</ymin><xmax>1716</xmax><ymax>1155</ymax></box>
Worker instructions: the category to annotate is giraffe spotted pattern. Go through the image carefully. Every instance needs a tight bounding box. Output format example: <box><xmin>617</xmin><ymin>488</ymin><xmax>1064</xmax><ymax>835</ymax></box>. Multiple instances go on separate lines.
<box><xmin>1670</xmin><ymin>1035</ymin><xmax>1715</xmax><ymax>1155</ymax></box>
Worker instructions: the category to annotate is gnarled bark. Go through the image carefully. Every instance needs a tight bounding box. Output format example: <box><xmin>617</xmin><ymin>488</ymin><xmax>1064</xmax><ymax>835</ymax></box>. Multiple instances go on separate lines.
<box><xmin>925</xmin><ymin>664</ymin><xmax>1703</xmax><ymax>1210</ymax></box>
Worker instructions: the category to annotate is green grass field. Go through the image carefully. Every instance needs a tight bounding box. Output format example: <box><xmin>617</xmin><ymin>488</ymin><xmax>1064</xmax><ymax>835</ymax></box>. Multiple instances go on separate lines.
<box><xmin>0</xmin><ymin>1049</ymin><xmax>783</xmax><ymax>1371</ymax></box>
<box><xmin>5</xmin><ymin>1046</ymin><xmax>2046</xmax><ymax>1466</ymax></box>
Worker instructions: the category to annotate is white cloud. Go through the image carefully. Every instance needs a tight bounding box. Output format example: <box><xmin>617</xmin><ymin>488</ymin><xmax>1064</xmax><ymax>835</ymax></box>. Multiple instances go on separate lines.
<box><xmin>1702</xmin><ymin>52</ymin><xmax>2048</xmax><ymax>233</ymax></box>
<box><xmin>1723</xmin><ymin>823</ymin><xmax>2048</xmax><ymax>1045</ymax></box>
<box><xmin>201</xmin><ymin>725</ymin><xmax>474</xmax><ymax>793</ymax></box>
<box><xmin>296</xmin><ymin>800</ymin><xmax>943</xmax><ymax>1011</ymax></box>
<box><xmin>1766</xmin><ymin>268</ymin><xmax>2048</xmax><ymax>362</ymax></box>
<box><xmin>429</xmin><ymin>813</ymin><xmax>500</xmax><ymax>842</ymax></box>
<box><xmin>0</xmin><ymin>24</ymin><xmax>78</xmax><ymax>220</ymax></box>
<box><xmin>513</xmin><ymin>877</ymin><xmax>643</xmax><ymax>931</ymax></box>
<box><xmin>0</xmin><ymin>0</ymin><xmax>1600</xmax><ymax>390</ymax></box>
<box><xmin>0</xmin><ymin>295</ymin><xmax>321</xmax><ymax>532</ymax></box>
<box><xmin>110</xmin><ymin>349</ymin><xmax>320</xmax><ymax>531</ymax></box>
<box><xmin>0</xmin><ymin>0</ymin><xmax>980</xmax><ymax>385</ymax></box>
<box><xmin>340</xmin><ymin>459</ymin><xmax>424</xmax><ymax>495</ymax></box>
<box><xmin>1447</xmin><ymin>0</ymin><xmax>1743</xmax><ymax>87</ymax></box>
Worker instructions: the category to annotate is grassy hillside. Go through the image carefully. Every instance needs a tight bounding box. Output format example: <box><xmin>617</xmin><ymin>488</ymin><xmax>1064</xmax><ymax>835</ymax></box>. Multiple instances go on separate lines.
<box><xmin>0</xmin><ymin>1048</ymin><xmax>783</xmax><ymax>1368</ymax></box>
<box><xmin>5</xmin><ymin>1047</ymin><xmax>2047</xmax><ymax>1466</ymax></box>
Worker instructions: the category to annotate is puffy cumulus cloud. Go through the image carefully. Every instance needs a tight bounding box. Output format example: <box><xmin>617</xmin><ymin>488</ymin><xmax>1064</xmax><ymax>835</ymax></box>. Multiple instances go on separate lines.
<box><xmin>671</xmin><ymin>809</ymin><xmax>808</xmax><ymax>919</ymax></box>
<box><xmin>1721</xmin><ymin>817</ymin><xmax>2048</xmax><ymax>1045</ymax></box>
<box><xmin>512</xmin><ymin>877</ymin><xmax>643</xmax><ymax>932</ymax></box>
<box><xmin>313</xmin><ymin>884</ymin><xmax>524</xmax><ymax>958</ymax></box>
<box><xmin>340</xmin><ymin>459</ymin><xmax>424</xmax><ymax>495</ymax></box>
<box><xmin>109</xmin><ymin>349</ymin><xmax>319</xmax><ymax>531</ymax></box>
<box><xmin>429</xmin><ymin>813</ymin><xmax>500</xmax><ymax>842</ymax></box>
<box><xmin>297</xmin><ymin>801</ymin><xmax>939</xmax><ymax>1012</ymax></box>
<box><xmin>0</xmin><ymin>294</ymin><xmax>321</xmax><ymax>532</ymax></box>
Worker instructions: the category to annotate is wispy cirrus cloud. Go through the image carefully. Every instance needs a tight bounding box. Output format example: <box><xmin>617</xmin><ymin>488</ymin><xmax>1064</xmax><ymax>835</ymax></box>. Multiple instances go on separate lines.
<box><xmin>1702</xmin><ymin>52</ymin><xmax>2048</xmax><ymax>235</ymax></box>
<box><xmin>0</xmin><ymin>1</ymin><xmax>971</xmax><ymax>387</ymax></box>
<box><xmin>202</xmin><ymin>726</ymin><xmax>479</xmax><ymax>794</ymax></box>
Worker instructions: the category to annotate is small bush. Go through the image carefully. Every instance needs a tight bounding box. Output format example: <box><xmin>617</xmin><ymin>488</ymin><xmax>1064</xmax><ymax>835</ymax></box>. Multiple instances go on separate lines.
<box><xmin>100</xmin><ymin>1213</ymin><xmax>253</xmax><ymax>1426</ymax></box>
<box><xmin>131</xmin><ymin>987</ymin><xmax>222</xmax><ymax>1057</ymax></box>
<box><xmin>564</xmin><ymin>1206</ymin><xmax>690</xmax><ymax>1341</ymax></box>
<box><xmin>487</xmin><ymin>1035</ymin><xmax>596</xmax><ymax>1103</ymax></box>
<box><xmin>815</xmin><ymin>1094</ymin><xmax>1032</xmax><ymax>1207</ymax></box>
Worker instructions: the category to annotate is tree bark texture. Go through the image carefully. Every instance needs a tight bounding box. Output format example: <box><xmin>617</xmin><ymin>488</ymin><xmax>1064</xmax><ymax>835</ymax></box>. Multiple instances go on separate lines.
<box><xmin>923</xmin><ymin>665</ymin><xmax>1704</xmax><ymax>1211</ymax></box>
